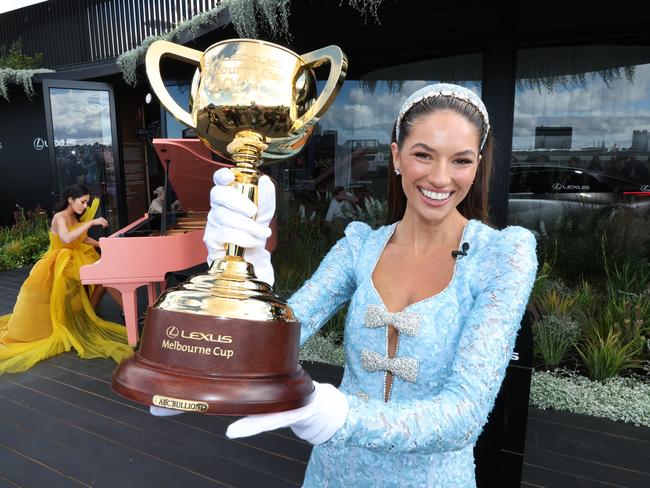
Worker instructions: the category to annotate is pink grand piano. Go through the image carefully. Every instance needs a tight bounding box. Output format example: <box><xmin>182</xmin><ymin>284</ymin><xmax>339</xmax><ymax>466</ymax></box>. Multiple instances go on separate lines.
<box><xmin>81</xmin><ymin>139</ymin><xmax>231</xmax><ymax>345</ymax></box>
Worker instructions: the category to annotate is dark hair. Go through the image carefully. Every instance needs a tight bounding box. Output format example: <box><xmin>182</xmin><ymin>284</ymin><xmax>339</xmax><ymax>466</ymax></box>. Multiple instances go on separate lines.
<box><xmin>386</xmin><ymin>95</ymin><xmax>494</xmax><ymax>225</ymax></box>
<box><xmin>53</xmin><ymin>184</ymin><xmax>91</xmax><ymax>220</ymax></box>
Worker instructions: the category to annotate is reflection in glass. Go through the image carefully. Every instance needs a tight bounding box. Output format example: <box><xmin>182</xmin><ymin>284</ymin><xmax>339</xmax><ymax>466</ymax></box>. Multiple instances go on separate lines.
<box><xmin>266</xmin><ymin>63</ymin><xmax>482</xmax><ymax>229</ymax></box>
<box><xmin>49</xmin><ymin>88</ymin><xmax>119</xmax><ymax>230</ymax></box>
<box><xmin>509</xmin><ymin>47</ymin><xmax>650</xmax><ymax>234</ymax></box>
<box><xmin>164</xmin><ymin>83</ymin><xmax>192</xmax><ymax>138</ymax></box>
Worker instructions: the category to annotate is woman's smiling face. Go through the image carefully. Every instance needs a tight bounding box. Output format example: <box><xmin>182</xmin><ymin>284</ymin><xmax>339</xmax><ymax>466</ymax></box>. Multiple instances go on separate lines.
<box><xmin>391</xmin><ymin>110</ymin><xmax>480</xmax><ymax>224</ymax></box>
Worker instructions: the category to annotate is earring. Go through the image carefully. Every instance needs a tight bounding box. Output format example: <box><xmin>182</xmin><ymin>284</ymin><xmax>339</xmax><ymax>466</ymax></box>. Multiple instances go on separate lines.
<box><xmin>394</xmin><ymin>168</ymin><xmax>401</xmax><ymax>176</ymax></box>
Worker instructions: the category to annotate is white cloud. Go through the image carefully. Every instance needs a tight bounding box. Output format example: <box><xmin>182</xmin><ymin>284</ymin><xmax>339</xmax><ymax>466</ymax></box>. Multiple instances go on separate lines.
<box><xmin>318</xmin><ymin>80</ymin><xmax>479</xmax><ymax>146</ymax></box>
<box><xmin>513</xmin><ymin>63</ymin><xmax>650</xmax><ymax>150</ymax></box>
<box><xmin>49</xmin><ymin>89</ymin><xmax>113</xmax><ymax>146</ymax></box>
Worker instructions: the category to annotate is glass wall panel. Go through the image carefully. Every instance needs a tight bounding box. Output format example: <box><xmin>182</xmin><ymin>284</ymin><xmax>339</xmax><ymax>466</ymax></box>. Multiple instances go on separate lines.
<box><xmin>163</xmin><ymin>83</ymin><xmax>192</xmax><ymax>138</ymax></box>
<box><xmin>509</xmin><ymin>46</ymin><xmax>650</xmax><ymax>282</ymax></box>
<box><xmin>262</xmin><ymin>52</ymin><xmax>482</xmax><ymax>296</ymax></box>
<box><xmin>48</xmin><ymin>87</ymin><xmax>119</xmax><ymax>230</ymax></box>
<box><xmin>157</xmin><ymin>55</ymin><xmax>483</xmax><ymax>295</ymax></box>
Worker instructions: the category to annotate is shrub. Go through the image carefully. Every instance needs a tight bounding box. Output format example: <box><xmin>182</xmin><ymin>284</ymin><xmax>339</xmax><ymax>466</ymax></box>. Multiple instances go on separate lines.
<box><xmin>537</xmin><ymin>204</ymin><xmax>650</xmax><ymax>287</ymax></box>
<box><xmin>299</xmin><ymin>331</ymin><xmax>345</xmax><ymax>366</ymax></box>
<box><xmin>532</xmin><ymin>315</ymin><xmax>581</xmax><ymax>368</ymax></box>
<box><xmin>342</xmin><ymin>195</ymin><xmax>388</xmax><ymax>229</ymax></box>
<box><xmin>576</xmin><ymin>328</ymin><xmax>645</xmax><ymax>381</ymax></box>
<box><xmin>570</xmin><ymin>278</ymin><xmax>601</xmax><ymax>325</ymax></box>
<box><xmin>535</xmin><ymin>288</ymin><xmax>576</xmax><ymax>318</ymax></box>
<box><xmin>605</xmin><ymin>260</ymin><xmax>650</xmax><ymax>298</ymax></box>
<box><xmin>530</xmin><ymin>370</ymin><xmax>650</xmax><ymax>427</ymax></box>
<box><xmin>0</xmin><ymin>205</ymin><xmax>50</xmax><ymax>271</ymax></box>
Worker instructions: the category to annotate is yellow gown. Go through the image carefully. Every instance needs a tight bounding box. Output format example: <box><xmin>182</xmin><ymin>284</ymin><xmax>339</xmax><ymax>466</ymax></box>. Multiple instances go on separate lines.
<box><xmin>0</xmin><ymin>199</ymin><xmax>133</xmax><ymax>373</ymax></box>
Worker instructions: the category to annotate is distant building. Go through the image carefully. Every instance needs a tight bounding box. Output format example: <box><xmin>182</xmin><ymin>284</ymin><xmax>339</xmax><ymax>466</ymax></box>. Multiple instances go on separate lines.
<box><xmin>344</xmin><ymin>139</ymin><xmax>379</xmax><ymax>154</ymax></box>
<box><xmin>319</xmin><ymin>130</ymin><xmax>338</xmax><ymax>161</ymax></box>
<box><xmin>631</xmin><ymin>129</ymin><xmax>649</xmax><ymax>151</ymax></box>
<box><xmin>535</xmin><ymin>126</ymin><xmax>573</xmax><ymax>149</ymax></box>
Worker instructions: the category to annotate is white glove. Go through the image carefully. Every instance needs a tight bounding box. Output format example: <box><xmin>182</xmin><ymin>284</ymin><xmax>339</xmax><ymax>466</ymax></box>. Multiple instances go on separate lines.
<box><xmin>149</xmin><ymin>405</ymin><xmax>184</xmax><ymax>417</ymax></box>
<box><xmin>203</xmin><ymin>167</ymin><xmax>276</xmax><ymax>286</ymax></box>
<box><xmin>226</xmin><ymin>382</ymin><xmax>349</xmax><ymax>445</ymax></box>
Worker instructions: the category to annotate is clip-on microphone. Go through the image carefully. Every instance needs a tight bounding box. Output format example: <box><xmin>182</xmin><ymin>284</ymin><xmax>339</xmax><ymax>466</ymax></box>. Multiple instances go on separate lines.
<box><xmin>451</xmin><ymin>242</ymin><xmax>470</xmax><ymax>259</ymax></box>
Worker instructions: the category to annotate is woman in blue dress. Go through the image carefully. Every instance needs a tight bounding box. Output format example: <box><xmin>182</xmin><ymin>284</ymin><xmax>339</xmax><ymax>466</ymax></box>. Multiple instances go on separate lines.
<box><xmin>201</xmin><ymin>83</ymin><xmax>538</xmax><ymax>487</ymax></box>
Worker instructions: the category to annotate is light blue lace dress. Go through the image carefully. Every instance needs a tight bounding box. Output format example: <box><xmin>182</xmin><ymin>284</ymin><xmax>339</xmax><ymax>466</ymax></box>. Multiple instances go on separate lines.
<box><xmin>287</xmin><ymin>219</ymin><xmax>538</xmax><ymax>488</ymax></box>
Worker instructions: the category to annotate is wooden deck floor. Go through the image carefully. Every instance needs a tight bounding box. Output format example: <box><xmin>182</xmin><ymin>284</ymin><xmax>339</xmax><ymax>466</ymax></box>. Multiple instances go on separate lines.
<box><xmin>1</xmin><ymin>267</ymin><xmax>649</xmax><ymax>487</ymax></box>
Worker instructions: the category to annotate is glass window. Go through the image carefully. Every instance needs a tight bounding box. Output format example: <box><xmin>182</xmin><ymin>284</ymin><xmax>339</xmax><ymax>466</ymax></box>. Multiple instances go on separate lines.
<box><xmin>48</xmin><ymin>87</ymin><xmax>120</xmax><ymax>230</ymax></box>
<box><xmin>509</xmin><ymin>46</ymin><xmax>650</xmax><ymax>236</ymax></box>
<box><xmin>262</xmin><ymin>53</ymin><xmax>483</xmax><ymax>296</ymax></box>
<box><xmin>509</xmin><ymin>46</ymin><xmax>650</xmax><ymax>289</ymax></box>
<box><xmin>163</xmin><ymin>83</ymin><xmax>192</xmax><ymax>138</ymax></box>
<box><xmin>266</xmin><ymin>53</ymin><xmax>483</xmax><ymax>230</ymax></box>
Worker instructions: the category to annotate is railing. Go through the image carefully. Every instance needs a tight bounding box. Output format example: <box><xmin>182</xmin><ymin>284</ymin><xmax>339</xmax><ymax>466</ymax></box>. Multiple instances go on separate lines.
<box><xmin>0</xmin><ymin>0</ymin><xmax>221</xmax><ymax>69</ymax></box>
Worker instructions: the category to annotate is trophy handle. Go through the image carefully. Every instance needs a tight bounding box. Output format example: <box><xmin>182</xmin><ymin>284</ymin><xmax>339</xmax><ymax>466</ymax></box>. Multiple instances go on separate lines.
<box><xmin>291</xmin><ymin>46</ymin><xmax>348</xmax><ymax>133</ymax></box>
<box><xmin>145</xmin><ymin>40</ymin><xmax>202</xmax><ymax>128</ymax></box>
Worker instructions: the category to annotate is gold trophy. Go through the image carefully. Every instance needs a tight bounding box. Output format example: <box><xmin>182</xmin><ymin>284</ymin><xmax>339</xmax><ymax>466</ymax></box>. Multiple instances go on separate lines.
<box><xmin>111</xmin><ymin>39</ymin><xmax>347</xmax><ymax>414</ymax></box>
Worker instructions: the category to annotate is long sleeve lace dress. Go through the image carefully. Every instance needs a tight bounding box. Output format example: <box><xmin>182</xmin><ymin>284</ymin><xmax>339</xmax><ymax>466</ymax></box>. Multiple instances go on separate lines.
<box><xmin>287</xmin><ymin>219</ymin><xmax>538</xmax><ymax>488</ymax></box>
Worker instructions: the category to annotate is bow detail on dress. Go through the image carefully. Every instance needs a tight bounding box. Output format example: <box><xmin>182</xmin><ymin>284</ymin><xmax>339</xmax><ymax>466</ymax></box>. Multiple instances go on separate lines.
<box><xmin>360</xmin><ymin>350</ymin><xmax>418</xmax><ymax>383</ymax></box>
<box><xmin>365</xmin><ymin>304</ymin><xmax>421</xmax><ymax>336</ymax></box>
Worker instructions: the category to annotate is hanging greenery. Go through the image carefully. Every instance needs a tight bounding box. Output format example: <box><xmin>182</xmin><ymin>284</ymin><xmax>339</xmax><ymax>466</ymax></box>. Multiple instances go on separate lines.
<box><xmin>0</xmin><ymin>68</ymin><xmax>53</xmax><ymax>101</ymax></box>
<box><xmin>117</xmin><ymin>0</ymin><xmax>294</xmax><ymax>86</ymax></box>
<box><xmin>347</xmin><ymin>0</ymin><xmax>385</xmax><ymax>21</ymax></box>
<box><xmin>517</xmin><ymin>66</ymin><xmax>637</xmax><ymax>93</ymax></box>
<box><xmin>117</xmin><ymin>0</ymin><xmax>386</xmax><ymax>86</ymax></box>
<box><xmin>0</xmin><ymin>40</ymin><xmax>44</xmax><ymax>69</ymax></box>
<box><xmin>0</xmin><ymin>39</ymin><xmax>53</xmax><ymax>101</ymax></box>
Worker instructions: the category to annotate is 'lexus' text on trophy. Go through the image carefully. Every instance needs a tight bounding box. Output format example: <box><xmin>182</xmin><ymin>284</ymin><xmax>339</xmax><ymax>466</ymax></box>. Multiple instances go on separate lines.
<box><xmin>111</xmin><ymin>39</ymin><xmax>347</xmax><ymax>414</ymax></box>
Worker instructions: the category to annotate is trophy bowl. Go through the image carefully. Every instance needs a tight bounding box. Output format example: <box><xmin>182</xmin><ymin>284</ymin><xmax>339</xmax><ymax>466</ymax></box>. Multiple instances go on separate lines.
<box><xmin>111</xmin><ymin>39</ymin><xmax>348</xmax><ymax>414</ymax></box>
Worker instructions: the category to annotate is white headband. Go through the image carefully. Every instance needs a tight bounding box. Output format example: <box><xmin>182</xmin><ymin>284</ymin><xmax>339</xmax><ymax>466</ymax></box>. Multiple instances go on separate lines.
<box><xmin>395</xmin><ymin>83</ymin><xmax>490</xmax><ymax>151</ymax></box>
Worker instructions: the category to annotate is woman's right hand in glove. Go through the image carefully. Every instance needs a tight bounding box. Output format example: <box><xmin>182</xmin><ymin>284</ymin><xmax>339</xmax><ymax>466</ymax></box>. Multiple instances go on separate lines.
<box><xmin>203</xmin><ymin>167</ymin><xmax>276</xmax><ymax>286</ymax></box>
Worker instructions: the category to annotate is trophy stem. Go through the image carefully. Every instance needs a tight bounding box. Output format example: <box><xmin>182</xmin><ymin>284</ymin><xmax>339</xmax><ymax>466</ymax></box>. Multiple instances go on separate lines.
<box><xmin>213</xmin><ymin>131</ymin><xmax>269</xmax><ymax>281</ymax></box>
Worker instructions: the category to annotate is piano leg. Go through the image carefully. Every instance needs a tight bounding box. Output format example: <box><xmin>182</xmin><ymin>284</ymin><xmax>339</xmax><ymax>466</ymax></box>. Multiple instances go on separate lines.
<box><xmin>110</xmin><ymin>283</ymin><xmax>142</xmax><ymax>346</ymax></box>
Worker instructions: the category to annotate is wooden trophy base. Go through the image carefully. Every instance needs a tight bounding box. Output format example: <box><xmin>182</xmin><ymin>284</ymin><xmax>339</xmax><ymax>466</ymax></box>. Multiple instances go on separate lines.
<box><xmin>111</xmin><ymin>307</ymin><xmax>314</xmax><ymax>415</ymax></box>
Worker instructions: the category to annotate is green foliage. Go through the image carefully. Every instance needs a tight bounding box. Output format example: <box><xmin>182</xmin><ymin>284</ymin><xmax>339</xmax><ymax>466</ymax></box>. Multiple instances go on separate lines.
<box><xmin>0</xmin><ymin>40</ymin><xmax>52</xmax><ymax>101</ymax></box>
<box><xmin>533</xmin><ymin>315</ymin><xmax>580</xmax><ymax>368</ymax></box>
<box><xmin>342</xmin><ymin>196</ymin><xmax>388</xmax><ymax>229</ymax></box>
<box><xmin>0</xmin><ymin>67</ymin><xmax>54</xmax><ymax>101</ymax></box>
<box><xmin>569</xmin><ymin>278</ymin><xmax>601</xmax><ymax>325</ymax></box>
<box><xmin>518</xmin><ymin>66</ymin><xmax>636</xmax><ymax>93</ymax></box>
<box><xmin>537</xmin><ymin>204</ymin><xmax>650</xmax><ymax>287</ymax></box>
<box><xmin>272</xmin><ymin>202</ymin><xmax>341</xmax><ymax>298</ymax></box>
<box><xmin>117</xmin><ymin>0</ymin><xmax>388</xmax><ymax>86</ymax></box>
<box><xmin>0</xmin><ymin>206</ymin><xmax>50</xmax><ymax>271</ymax></box>
<box><xmin>529</xmin><ymin>261</ymin><xmax>552</xmax><ymax>307</ymax></box>
<box><xmin>0</xmin><ymin>40</ymin><xmax>43</xmax><ymax>69</ymax></box>
<box><xmin>535</xmin><ymin>288</ymin><xmax>576</xmax><ymax>318</ymax></box>
<box><xmin>595</xmin><ymin>296</ymin><xmax>649</xmax><ymax>345</ymax></box>
<box><xmin>118</xmin><ymin>0</ymin><xmax>291</xmax><ymax>86</ymax></box>
<box><xmin>604</xmin><ymin>260</ymin><xmax>650</xmax><ymax>300</ymax></box>
<box><xmin>299</xmin><ymin>331</ymin><xmax>345</xmax><ymax>366</ymax></box>
<box><xmin>576</xmin><ymin>328</ymin><xmax>645</xmax><ymax>381</ymax></box>
<box><xmin>530</xmin><ymin>370</ymin><xmax>650</xmax><ymax>427</ymax></box>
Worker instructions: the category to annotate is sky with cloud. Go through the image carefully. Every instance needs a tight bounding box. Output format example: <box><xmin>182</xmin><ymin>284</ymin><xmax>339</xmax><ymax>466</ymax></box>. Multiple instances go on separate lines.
<box><xmin>317</xmin><ymin>80</ymin><xmax>481</xmax><ymax>147</ymax></box>
<box><xmin>315</xmin><ymin>63</ymin><xmax>650</xmax><ymax>153</ymax></box>
<box><xmin>513</xmin><ymin>63</ymin><xmax>650</xmax><ymax>150</ymax></box>
<box><xmin>49</xmin><ymin>88</ymin><xmax>114</xmax><ymax>146</ymax></box>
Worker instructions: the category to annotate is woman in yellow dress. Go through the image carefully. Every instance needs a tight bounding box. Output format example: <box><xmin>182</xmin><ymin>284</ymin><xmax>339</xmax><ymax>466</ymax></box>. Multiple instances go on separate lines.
<box><xmin>0</xmin><ymin>184</ymin><xmax>133</xmax><ymax>373</ymax></box>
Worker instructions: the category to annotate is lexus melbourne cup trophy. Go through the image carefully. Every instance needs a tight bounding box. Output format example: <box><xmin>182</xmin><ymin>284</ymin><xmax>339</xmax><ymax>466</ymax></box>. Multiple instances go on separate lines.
<box><xmin>111</xmin><ymin>39</ymin><xmax>347</xmax><ymax>414</ymax></box>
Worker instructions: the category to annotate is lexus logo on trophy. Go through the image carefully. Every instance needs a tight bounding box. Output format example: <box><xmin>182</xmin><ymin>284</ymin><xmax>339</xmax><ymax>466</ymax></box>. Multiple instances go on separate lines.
<box><xmin>111</xmin><ymin>39</ymin><xmax>348</xmax><ymax>414</ymax></box>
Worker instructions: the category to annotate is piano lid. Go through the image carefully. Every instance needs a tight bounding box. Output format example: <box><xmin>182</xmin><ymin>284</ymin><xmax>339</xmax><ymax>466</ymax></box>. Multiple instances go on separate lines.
<box><xmin>152</xmin><ymin>138</ymin><xmax>231</xmax><ymax>212</ymax></box>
